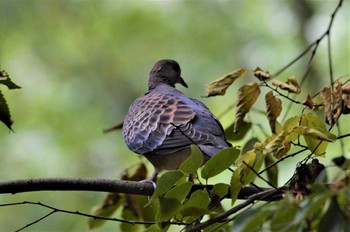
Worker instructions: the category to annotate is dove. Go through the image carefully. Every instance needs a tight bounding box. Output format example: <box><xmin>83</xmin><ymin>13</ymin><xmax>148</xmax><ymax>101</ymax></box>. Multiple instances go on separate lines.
<box><xmin>122</xmin><ymin>59</ymin><xmax>231</xmax><ymax>182</ymax></box>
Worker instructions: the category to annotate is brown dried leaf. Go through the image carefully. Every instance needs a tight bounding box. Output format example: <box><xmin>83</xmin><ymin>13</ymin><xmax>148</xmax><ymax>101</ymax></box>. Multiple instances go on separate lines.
<box><xmin>320</xmin><ymin>84</ymin><xmax>332</xmax><ymax>125</ymax></box>
<box><xmin>264</xmin><ymin>131</ymin><xmax>291</xmax><ymax>158</ymax></box>
<box><xmin>343</xmin><ymin>94</ymin><xmax>350</xmax><ymax>114</ymax></box>
<box><xmin>0</xmin><ymin>69</ymin><xmax>21</xmax><ymax>89</ymax></box>
<box><xmin>286</xmin><ymin>76</ymin><xmax>301</xmax><ymax>94</ymax></box>
<box><xmin>253</xmin><ymin>66</ymin><xmax>272</xmax><ymax>81</ymax></box>
<box><xmin>234</xmin><ymin>82</ymin><xmax>261</xmax><ymax>133</ymax></box>
<box><xmin>265</xmin><ymin>91</ymin><xmax>282</xmax><ymax>133</ymax></box>
<box><xmin>341</xmin><ymin>82</ymin><xmax>350</xmax><ymax>94</ymax></box>
<box><xmin>332</xmin><ymin>80</ymin><xmax>343</xmax><ymax>123</ymax></box>
<box><xmin>302</xmin><ymin>94</ymin><xmax>315</xmax><ymax>109</ymax></box>
<box><xmin>204</xmin><ymin>68</ymin><xmax>247</xmax><ymax>97</ymax></box>
<box><xmin>272</xmin><ymin>77</ymin><xmax>300</xmax><ymax>94</ymax></box>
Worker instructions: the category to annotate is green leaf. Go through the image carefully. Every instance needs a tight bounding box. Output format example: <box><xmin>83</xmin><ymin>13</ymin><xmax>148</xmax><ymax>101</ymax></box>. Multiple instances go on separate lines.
<box><xmin>236</xmin><ymin>150</ymin><xmax>266</xmax><ymax>185</ymax></box>
<box><xmin>164</xmin><ymin>182</ymin><xmax>192</xmax><ymax>202</ymax></box>
<box><xmin>181</xmin><ymin>190</ymin><xmax>210</xmax><ymax>217</ymax></box>
<box><xmin>234</xmin><ymin>208</ymin><xmax>273</xmax><ymax>232</ymax></box>
<box><xmin>201</xmin><ymin>147</ymin><xmax>240</xmax><ymax>180</ymax></box>
<box><xmin>293</xmin><ymin>126</ymin><xmax>337</xmax><ymax>142</ymax></box>
<box><xmin>121</xmin><ymin>208</ymin><xmax>143</xmax><ymax>232</ymax></box>
<box><xmin>143</xmin><ymin>224</ymin><xmax>162</xmax><ymax>232</ymax></box>
<box><xmin>300</xmin><ymin>113</ymin><xmax>336</xmax><ymax>156</ymax></box>
<box><xmin>318</xmin><ymin>197</ymin><xmax>347</xmax><ymax>232</ymax></box>
<box><xmin>152</xmin><ymin>170</ymin><xmax>184</xmax><ymax>200</ymax></box>
<box><xmin>265</xmin><ymin>154</ymin><xmax>278</xmax><ymax>187</ymax></box>
<box><xmin>212</xmin><ymin>183</ymin><xmax>230</xmax><ymax>198</ymax></box>
<box><xmin>179</xmin><ymin>148</ymin><xmax>203</xmax><ymax>174</ymax></box>
<box><xmin>230</xmin><ymin>171</ymin><xmax>242</xmax><ymax>205</ymax></box>
<box><xmin>155</xmin><ymin>196</ymin><xmax>182</xmax><ymax>222</ymax></box>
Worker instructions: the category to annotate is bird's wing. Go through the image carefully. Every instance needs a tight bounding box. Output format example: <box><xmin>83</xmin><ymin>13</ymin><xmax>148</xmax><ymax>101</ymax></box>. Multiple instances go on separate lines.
<box><xmin>123</xmin><ymin>92</ymin><xmax>196</xmax><ymax>154</ymax></box>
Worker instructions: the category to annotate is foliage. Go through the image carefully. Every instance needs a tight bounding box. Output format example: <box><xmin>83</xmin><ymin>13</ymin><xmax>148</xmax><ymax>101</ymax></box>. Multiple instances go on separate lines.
<box><xmin>0</xmin><ymin>0</ymin><xmax>349</xmax><ymax>231</ymax></box>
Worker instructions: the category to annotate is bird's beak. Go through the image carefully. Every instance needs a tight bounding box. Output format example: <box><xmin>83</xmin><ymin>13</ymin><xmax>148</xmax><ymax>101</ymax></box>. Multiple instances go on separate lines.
<box><xmin>179</xmin><ymin>77</ymin><xmax>188</xmax><ymax>88</ymax></box>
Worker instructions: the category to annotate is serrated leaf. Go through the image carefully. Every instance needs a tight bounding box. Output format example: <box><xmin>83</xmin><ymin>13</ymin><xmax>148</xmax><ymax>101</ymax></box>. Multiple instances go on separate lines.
<box><xmin>152</xmin><ymin>170</ymin><xmax>184</xmax><ymax>199</ymax></box>
<box><xmin>0</xmin><ymin>70</ymin><xmax>21</xmax><ymax>89</ymax></box>
<box><xmin>179</xmin><ymin>148</ymin><xmax>203</xmax><ymax>174</ymax></box>
<box><xmin>293</xmin><ymin>126</ymin><xmax>337</xmax><ymax>142</ymax></box>
<box><xmin>204</xmin><ymin>68</ymin><xmax>247</xmax><ymax>97</ymax></box>
<box><xmin>265</xmin><ymin>91</ymin><xmax>282</xmax><ymax>133</ymax></box>
<box><xmin>234</xmin><ymin>82</ymin><xmax>261</xmax><ymax>133</ymax></box>
<box><xmin>201</xmin><ymin>147</ymin><xmax>240</xmax><ymax>180</ymax></box>
<box><xmin>155</xmin><ymin>196</ymin><xmax>181</xmax><ymax>222</ymax></box>
<box><xmin>0</xmin><ymin>91</ymin><xmax>13</xmax><ymax>130</ymax></box>
<box><xmin>253</xmin><ymin>66</ymin><xmax>272</xmax><ymax>81</ymax></box>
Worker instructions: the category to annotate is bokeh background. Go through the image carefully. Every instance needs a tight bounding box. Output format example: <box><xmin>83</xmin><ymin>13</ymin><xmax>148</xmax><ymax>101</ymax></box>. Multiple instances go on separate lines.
<box><xmin>0</xmin><ymin>0</ymin><xmax>348</xmax><ymax>231</ymax></box>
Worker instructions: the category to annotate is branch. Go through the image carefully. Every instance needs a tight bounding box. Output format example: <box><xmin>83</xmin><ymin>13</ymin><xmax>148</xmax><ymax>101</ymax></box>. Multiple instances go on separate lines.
<box><xmin>0</xmin><ymin>178</ymin><xmax>282</xmax><ymax>201</ymax></box>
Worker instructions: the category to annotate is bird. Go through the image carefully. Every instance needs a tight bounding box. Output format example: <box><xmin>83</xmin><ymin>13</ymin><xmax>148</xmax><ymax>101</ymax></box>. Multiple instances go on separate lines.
<box><xmin>122</xmin><ymin>59</ymin><xmax>231</xmax><ymax>183</ymax></box>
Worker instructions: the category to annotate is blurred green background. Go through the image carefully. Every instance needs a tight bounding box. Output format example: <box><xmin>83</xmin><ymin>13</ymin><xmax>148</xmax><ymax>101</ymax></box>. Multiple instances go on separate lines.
<box><xmin>0</xmin><ymin>0</ymin><xmax>348</xmax><ymax>231</ymax></box>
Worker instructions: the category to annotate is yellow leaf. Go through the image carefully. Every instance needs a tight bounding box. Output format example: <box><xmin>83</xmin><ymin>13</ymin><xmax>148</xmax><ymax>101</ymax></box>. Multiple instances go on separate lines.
<box><xmin>204</xmin><ymin>68</ymin><xmax>247</xmax><ymax>97</ymax></box>
<box><xmin>293</xmin><ymin>126</ymin><xmax>337</xmax><ymax>142</ymax></box>
<box><xmin>264</xmin><ymin>131</ymin><xmax>291</xmax><ymax>158</ymax></box>
<box><xmin>234</xmin><ymin>82</ymin><xmax>261</xmax><ymax>133</ymax></box>
<box><xmin>265</xmin><ymin>91</ymin><xmax>282</xmax><ymax>133</ymax></box>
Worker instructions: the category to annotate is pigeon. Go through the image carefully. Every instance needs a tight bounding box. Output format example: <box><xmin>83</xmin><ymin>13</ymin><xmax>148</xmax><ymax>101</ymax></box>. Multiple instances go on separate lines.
<box><xmin>122</xmin><ymin>59</ymin><xmax>231</xmax><ymax>182</ymax></box>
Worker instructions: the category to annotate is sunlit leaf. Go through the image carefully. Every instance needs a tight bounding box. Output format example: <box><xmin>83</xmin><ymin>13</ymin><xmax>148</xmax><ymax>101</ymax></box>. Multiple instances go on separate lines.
<box><xmin>203</xmin><ymin>68</ymin><xmax>247</xmax><ymax>97</ymax></box>
<box><xmin>265</xmin><ymin>91</ymin><xmax>282</xmax><ymax>133</ymax></box>
<box><xmin>234</xmin><ymin>82</ymin><xmax>261</xmax><ymax>133</ymax></box>
<box><xmin>236</xmin><ymin>150</ymin><xmax>256</xmax><ymax>185</ymax></box>
<box><xmin>300</xmin><ymin>113</ymin><xmax>336</xmax><ymax>156</ymax></box>
<box><xmin>201</xmin><ymin>147</ymin><xmax>240</xmax><ymax>180</ymax></box>
<box><xmin>155</xmin><ymin>196</ymin><xmax>181</xmax><ymax>222</ymax></box>
<box><xmin>293</xmin><ymin>126</ymin><xmax>337</xmax><ymax>142</ymax></box>
<box><xmin>253</xmin><ymin>66</ymin><xmax>272</xmax><ymax>81</ymax></box>
<box><xmin>283</xmin><ymin>115</ymin><xmax>300</xmax><ymax>141</ymax></box>
<box><xmin>264</xmin><ymin>131</ymin><xmax>291</xmax><ymax>158</ymax></box>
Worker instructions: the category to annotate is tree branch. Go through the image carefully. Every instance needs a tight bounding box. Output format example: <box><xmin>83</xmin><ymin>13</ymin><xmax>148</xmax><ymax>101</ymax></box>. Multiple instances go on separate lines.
<box><xmin>0</xmin><ymin>178</ymin><xmax>283</xmax><ymax>201</ymax></box>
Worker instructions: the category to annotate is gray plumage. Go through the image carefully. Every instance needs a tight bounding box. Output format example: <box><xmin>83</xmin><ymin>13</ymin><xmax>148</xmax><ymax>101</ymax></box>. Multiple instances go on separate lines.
<box><xmin>123</xmin><ymin>59</ymin><xmax>231</xmax><ymax>176</ymax></box>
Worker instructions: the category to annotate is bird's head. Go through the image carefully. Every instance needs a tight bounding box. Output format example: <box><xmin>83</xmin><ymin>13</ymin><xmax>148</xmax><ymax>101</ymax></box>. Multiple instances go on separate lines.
<box><xmin>148</xmin><ymin>59</ymin><xmax>188</xmax><ymax>89</ymax></box>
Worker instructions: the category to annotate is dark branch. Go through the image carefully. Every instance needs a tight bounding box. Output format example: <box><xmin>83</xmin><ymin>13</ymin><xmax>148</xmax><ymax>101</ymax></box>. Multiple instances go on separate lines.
<box><xmin>0</xmin><ymin>178</ymin><xmax>283</xmax><ymax>201</ymax></box>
